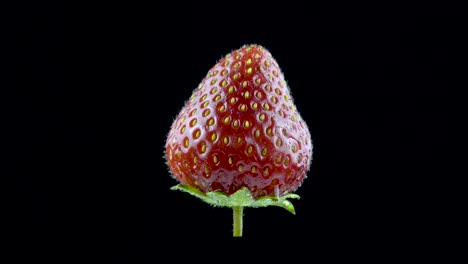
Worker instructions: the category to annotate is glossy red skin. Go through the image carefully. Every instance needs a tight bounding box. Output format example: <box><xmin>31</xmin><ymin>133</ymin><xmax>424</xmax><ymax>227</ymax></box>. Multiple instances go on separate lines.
<box><xmin>165</xmin><ymin>44</ymin><xmax>312</xmax><ymax>199</ymax></box>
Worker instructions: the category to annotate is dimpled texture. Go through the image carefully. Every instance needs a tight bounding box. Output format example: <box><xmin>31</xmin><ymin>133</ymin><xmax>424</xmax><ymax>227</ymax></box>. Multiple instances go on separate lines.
<box><xmin>165</xmin><ymin>44</ymin><xmax>313</xmax><ymax>199</ymax></box>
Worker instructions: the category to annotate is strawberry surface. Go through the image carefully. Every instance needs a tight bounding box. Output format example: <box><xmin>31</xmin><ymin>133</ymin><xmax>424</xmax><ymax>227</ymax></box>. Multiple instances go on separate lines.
<box><xmin>165</xmin><ymin>44</ymin><xmax>312</xmax><ymax>199</ymax></box>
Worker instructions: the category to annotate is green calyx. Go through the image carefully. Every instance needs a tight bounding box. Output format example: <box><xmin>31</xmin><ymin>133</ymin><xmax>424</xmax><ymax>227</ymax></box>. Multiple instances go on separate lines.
<box><xmin>170</xmin><ymin>184</ymin><xmax>300</xmax><ymax>214</ymax></box>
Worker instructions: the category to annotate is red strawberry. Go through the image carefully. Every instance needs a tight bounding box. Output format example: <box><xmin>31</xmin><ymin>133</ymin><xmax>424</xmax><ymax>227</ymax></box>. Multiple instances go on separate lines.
<box><xmin>164</xmin><ymin>44</ymin><xmax>313</xmax><ymax>236</ymax></box>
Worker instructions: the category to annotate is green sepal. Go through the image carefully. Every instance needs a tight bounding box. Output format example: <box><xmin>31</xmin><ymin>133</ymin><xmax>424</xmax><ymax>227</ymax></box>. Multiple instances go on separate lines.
<box><xmin>170</xmin><ymin>184</ymin><xmax>300</xmax><ymax>214</ymax></box>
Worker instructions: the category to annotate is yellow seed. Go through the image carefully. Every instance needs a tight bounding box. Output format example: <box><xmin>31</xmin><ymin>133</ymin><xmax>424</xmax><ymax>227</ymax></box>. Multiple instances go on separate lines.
<box><xmin>189</xmin><ymin>109</ymin><xmax>197</xmax><ymax>116</ymax></box>
<box><xmin>259</xmin><ymin>113</ymin><xmax>265</xmax><ymax>121</ymax></box>
<box><xmin>262</xmin><ymin>148</ymin><xmax>268</xmax><ymax>156</ymax></box>
<box><xmin>237</xmin><ymin>137</ymin><xmax>242</xmax><ymax>144</ymax></box>
<box><xmin>265</xmin><ymin>60</ymin><xmax>271</xmax><ymax>67</ymax></box>
<box><xmin>292</xmin><ymin>115</ymin><xmax>297</xmax><ymax>122</ymax></box>
<box><xmin>238</xmin><ymin>164</ymin><xmax>244</xmax><ymax>172</ymax></box>
<box><xmin>210</xmin><ymin>78</ymin><xmax>217</xmax><ymax>85</ymax></box>
<box><xmin>279</xmin><ymin>81</ymin><xmax>284</xmax><ymax>88</ymax></box>
<box><xmin>210</xmin><ymin>87</ymin><xmax>217</xmax><ymax>94</ymax></box>
<box><xmin>247</xmin><ymin>145</ymin><xmax>253</xmax><ymax>154</ymax></box>
<box><xmin>267</xmin><ymin>127</ymin><xmax>273</xmax><ymax>136</ymax></box>
<box><xmin>223</xmin><ymin>136</ymin><xmax>229</xmax><ymax>145</ymax></box>
<box><xmin>254</xmin><ymin>129</ymin><xmax>260</xmax><ymax>138</ymax></box>
<box><xmin>211</xmin><ymin>132</ymin><xmax>217</xmax><ymax>142</ymax></box>
<box><xmin>200</xmin><ymin>94</ymin><xmax>207</xmax><ymax>101</ymax></box>
<box><xmin>270</xmin><ymin>97</ymin><xmax>277</xmax><ymax>104</ymax></box>
<box><xmin>263</xmin><ymin>103</ymin><xmax>270</xmax><ymax>110</ymax></box>
<box><xmin>225</xmin><ymin>53</ymin><xmax>232</xmax><ymax>59</ymax></box>
<box><xmin>265</xmin><ymin>85</ymin><xmax>271</xmax><ymax>91</ymax></box>
<box><xmin>213</xmin><ymin>155</ymin><xmax>219</xmax><ymax>163</ymax></box>
<box><xmin>246</xmin><ymin>67</ymin><xmax>252</xmax><ymax>74</ymax></box>
<box><xmin>223</xmin><ymin>116</ymin><xmax>231</xmax><ymax>124</ymax></box>
<box><xmin>235</xmin><ymin>54</ymin><xmax>241</xmax><ymax>60</ymax></box>
<box><xmin>220</xmin><ymin>80</ymin><xmax>228</xmax><ymax>87</ymax></box>
<box><xmin>193</xmin><ymin>156</ymin><xmax>197</xmax><ymax>163</ymax></box>
<box><xmin>268</xmin><ymin>74</ymin><xmax>273</xmax><ymax>81</ymax></box>
<box><xmin>246</xmin><ymin>58</ymin><xmax>252</xmax><ymax>65</ymax></box>
<box><xmin>207</xmin><ymin>117</ymin><xmax>215</xmax><ymax>126</ymax></box>
<box><xmin>239</xmin><ymin>104</ymin><xmax>247</xmax><ymax>112</ymax></box>
<box><xmin>251</xmin><ymin>166</ymin><xmax>257</xmax><ymax>173</ymax></box>
<box><xmin>228</xmin><ymin>157</ymin><xmax>233</xmax><ymax>165</ymax></box>
<box><xmin>233</xmin><ymin>62</ymin><xmax>240</xmax><ymax>69</ymax></box>
<box><xmin>275</xmin><ymin>88</ymin><xmax>281</xmax><ymax>95</ymax></box>
<box><xmin>242</xmin><ymin>81</ymin><xmax>248</xmax><ymax>88</ymax></box>
<box><xmin>221</xmin><ymin>69</ymin><xmax>228</xmax><ymax>76</ymax></box>
<box><xmin>194</xmin><ymin>129</ymin><xmax>201</xmax><ymax>139</ymax></box>
<box><xmin>180</xmin><ymin>126</ymin><xmax>186</xmax><ymax>134</ymax></box>
<box><xmin>255</xmin><ymin>78</ymin><xmax>261</xmax><ymax>85</ymax></box>
<box><xmin>255</xmin><ymin>91</ymin><xmax>262</xmax><ymax>99</ymax></box>
<box><xmin>292</xmin><ymin>144</ymin><xmax>297</xmax><ymax>153</ymax></box>
<box><xmin>205</xmin><ymin>165</ymin><xmax>210</xmax><ymax>174</ymax></box>
<box><xmin>277</xmin><ymin>139</ymin><xmax>283</xmax><ymax>147</ymax></box>
<box><xmin>275</xmin><ymin>155</ymin><xmax>282</xmax><ymax>164</ymax></box>
<box><xmin>180</xmin><ymin>116</ymin><xmax>186</xmax><ymax>123</ymax></box>
<box><xmin>223</xmin><ymin>60</ymin><xmax>230</xmax><ymax>66</ymax></box>
<box><xmin>219</xmin><ymin>105</ymin><xmax>226</xmax><ymax>112</ymax></box>
<box><xmin>254</xmin><ymin>54</ymin><xmax>261</xmax><ymax>60</ymax></box>
<box><xmin>233</xmin><ymin>73</ymin><xmax>240</xmax><ymax>80</ymax></box>
<box><xmin>273</xmin><ymin>71</ymin><xmax>278</xmax><ymax>77</ymax></box>
<box><xmin>263</xmin><ymin>167</ymin><xmax>269</xmax><ymax>176</ymax></box>
<box><xmin>228</xmin><ymin>86</ymin><xmax>235</xmax><ymax>93</ymax></box>
<box><xmin>203</xmin><ymin>109</ymin><xmax>211</xmax><ymax>117</ymax></box>
<box><xmin>184</xmin><ymin>138</ymin><xmax>189</xmax><ymax>148</ymax></box>
<box><xmin>252</xmin><ymin>102</ymin><xmax>258</xmax><ymax>110</ymax></box>
<box><xmin>284</xmin><ymin>95</ymin><xmax>289</xmax><ymax>101</ymax></box>
<box><xmin>244</xmin><ymin>120</ymin><xmax>250</xmax><ymax>129</ymax></box>
<box><xmin>190</xmin><ymin>118</ymin><xmax>197</xmax><ymax>127</ymax></box>
<box><xmin>211</xmin><ymin>70</ymin><xmax>218</xmax><ymax>76</ymax></box>
<box><xmin>232</xmin><ymin>120</ymin><xmax>239</xmax><ymax>128</ymax></box>
<box><xmin>245</xmin><ymin>46</ymin><xmax>252</xmax><ymax>52</ymax></box>
<box><xmin>202</xmin><ymin>101</ymin><xmax>209</xmax><ymax>108</ymax></box>
<box><xmin>284</xmin><ymin>156</ymin><xmax>290</xmax><ymax>166</ymax></box>
<box><xmin>200</xmin><ymin>143</ymin><xmax>206</xmax><ymax>153</ymax></box>
<box><xmin>213</xmin><ymin>95</ymin><xmax>221</xmax><ymax>102</ymax></box>
<box><xmin>229</xmin><ymin>97</ymin><xmax>237</xmax><ymax>105</ymax></box>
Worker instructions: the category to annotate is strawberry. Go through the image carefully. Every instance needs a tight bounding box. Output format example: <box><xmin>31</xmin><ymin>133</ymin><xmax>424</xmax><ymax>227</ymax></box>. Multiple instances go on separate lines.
<box><xmin>164</xmin><ymin>44</ymin><xmax>313</xmax><ymax>236</ymax></box>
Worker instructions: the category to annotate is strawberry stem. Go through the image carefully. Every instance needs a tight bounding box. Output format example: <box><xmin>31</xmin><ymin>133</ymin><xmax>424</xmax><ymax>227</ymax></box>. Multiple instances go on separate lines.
<box><xmin>233</xmin><ymin>206</ymin><xmax>243</xmax><ymax>237</ymax></box>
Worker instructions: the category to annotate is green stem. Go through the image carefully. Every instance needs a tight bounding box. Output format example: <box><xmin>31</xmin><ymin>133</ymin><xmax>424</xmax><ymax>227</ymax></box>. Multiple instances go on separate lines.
<box><xmin>233</xmin><ymin>206</ymin><xmax>243</xmax><ymax>237</ymax></box>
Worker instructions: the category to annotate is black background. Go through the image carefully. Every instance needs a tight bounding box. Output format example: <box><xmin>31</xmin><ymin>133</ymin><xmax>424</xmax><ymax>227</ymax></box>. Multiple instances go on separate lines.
<box><xmin>6</xmin><ymin>1</ymin><xmax>457</xmax><ymax>262</ymax></box>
